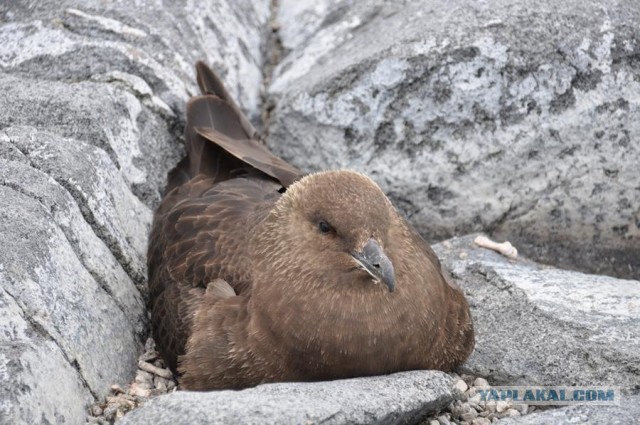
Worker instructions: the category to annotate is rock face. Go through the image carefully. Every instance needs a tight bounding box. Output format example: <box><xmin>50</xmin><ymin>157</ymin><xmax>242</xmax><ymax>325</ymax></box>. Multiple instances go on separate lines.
<box><xmin>119</xmin><ymin>371</ymin><xmax>454</xmax><ymax>425</ymax></box>
<box><xmin>433</xmin><ymin>235</ymin><xmax>640</xmax><ymax>391</ymax></box>
<box><xmin>3</xmin><ymin>1</ymin><xmax>640</xmax><ymax>424</ymax></box>
<box><xmin>0</xmin><ymin>1</ymin><xmax>270</xmax><ymax>423</ymax></box>
<box><xmin>267</xmin><ymin>0</ymin><xmax>640</xmax><ymax>280</ymax></box>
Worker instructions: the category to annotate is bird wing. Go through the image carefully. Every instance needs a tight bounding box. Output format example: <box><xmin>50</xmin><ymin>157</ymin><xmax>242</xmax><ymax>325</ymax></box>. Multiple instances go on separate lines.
<box><xmin>148</xmin><ymin>176</ymin><xmax>280</xmax><ymax>371</ymax></box>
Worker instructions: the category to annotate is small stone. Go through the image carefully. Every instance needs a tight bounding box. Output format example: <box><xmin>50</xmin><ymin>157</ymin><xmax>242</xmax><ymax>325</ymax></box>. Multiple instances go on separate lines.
<box><xmin>454</xmin><ymin>378</ymin><xmax>469</xmax><ymax>394</ymax></box>
<box><xmin>138</xmin><ymin>360</ymin><xmax>173</xmax><ymax>379</ymax></box>
<box><xmin>512</xmin><ymin>404</ymin><xmax>529</xmax><ymax>415</ymax></box>
<box><xmin>135</xmin><ymin>369</ymin><xmax>153</xmax><ymax>385</ymax></box>
<box><xmin>468</xmin><ymin>401</ymin><xmax>482</xmax><ymax>412</ymax></box>
<box><xmin>438</xmin><ymin>414</ymin><xmax>452</xmax><ymax>425</ymax></box>
<box><xmin>496</xmin><ymin>400</ymin><xmax>510</xmax><ymax>413</ymax></box>
<box><xmin>501</xmin><ymin>409</ymin><xmax>520</xmax><ymax>418</ymax></box>
<box><xmin>451</xmin><ymin>401</ymin><xmax>468</xmax><ymax>417</ymax></box>
<box><xmin>461</xmin><ymin>409</ymin><xmax>478</xmax><ymax>421</ymax></box>
<box><xmin>472</xmin><ymin>418</ymin><xmax>491</xmax><ymax>425</ymax></box>
<box><xmin>103</xmin><ymin>405</ymin><xmax>118</xmax><ymax>421</ymax></box>
<box><xmin>89</xmin><ymin>405</ymin><xmax>103</xmax><ymax>416</ymax></box>
<box><xmin>144</xmin><ymin>337</ymin><xmax>157</xmax><ymax>351</ymax></box>
<box><xmin>461</xmin><ymin>374</ymin><xmax>475</xmax><ymax>385</ymax></box>
<box><xmin>139</xmin><ymin>350</ymin><xmax>158</xmax><ymax>363</ymax></box>
<box><xmin>459</xmin><ymin>251</ymin><xmax>468</xmax><ymax>259</ymax></box>
<box><xmin>129</xmin><ymin>382</ymin><xmax>152</xmax><ymax>398</ymax></box>
<box><xmin>485</xmin><ymin>401</ymin><xmax>497</xmax><ymax>413</ymax></box>
<box><xmin>155</xmin><ymin>376</ymin><xmax>169</xmax><ymax>392</ymax></box>
<box><xmin>86</xmin><ymin>417</ymin><xmax>109</xmax><ymax>425</ymax></box>
<box><xmin>110</xmin><ymin>384</ymin><xmax>124</xmax><ymax>394</ymax></box>
<box><xmin>473</xmin><ymin>377</ymin><xmax>489</xmax><ymax>387</ymax></box>
<box><xmin>429</xmin><ymin>420</ymin><xmax>440</xmax><ymax>425</ymax></box>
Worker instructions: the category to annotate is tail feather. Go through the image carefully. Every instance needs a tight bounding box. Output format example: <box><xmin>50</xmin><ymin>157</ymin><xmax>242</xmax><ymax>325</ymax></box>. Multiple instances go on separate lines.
<box><xmin>166</xmin><ymin>61</ymin><xmax>302</xmax><ymax>193</ymax></box>
<box><xmin>195</xmin><ymin>61</ymin><xmax>258</xmax><ymax>140</ymax></box>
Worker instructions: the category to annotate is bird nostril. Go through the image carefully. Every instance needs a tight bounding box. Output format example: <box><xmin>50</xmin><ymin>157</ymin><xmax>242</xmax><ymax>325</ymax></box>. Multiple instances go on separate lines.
<box><xmin>373</xmin><ymin>263</ymin><xmax>381</xmax><ymax>269</ymax></box>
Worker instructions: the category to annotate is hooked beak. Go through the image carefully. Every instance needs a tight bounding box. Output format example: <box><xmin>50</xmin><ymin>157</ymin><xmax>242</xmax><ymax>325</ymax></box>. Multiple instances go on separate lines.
<box><xmin>351</xmin><ymin>238</ymin><xmax>396</xmax><ymax>292</ymax></box>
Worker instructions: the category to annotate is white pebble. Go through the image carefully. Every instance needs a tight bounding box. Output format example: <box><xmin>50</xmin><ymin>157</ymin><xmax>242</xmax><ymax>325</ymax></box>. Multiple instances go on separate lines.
<box><xmin>461</xmin><ymin>409</ymin><xmax>479</xmax><ymax>421</ymax></box>
<box><xmin>454</xmin><ymin>378</ymin><xmax>469</xmax><ymax>394</ymax></box>
<box><xmin>438</xmin><ymin>414</ymin><xmax>452</xmax><ymax>425</ymax></box>
<box><xmin>473</xmin><ymin>377</ymin><xmax>489</xmax><ymax>387</ymax></box>
<box><xmin>505</xmin><ymin>408</ymin><xmax>521</xmax><ymax>417</ymax></box>
<box><xmin>496</xmin><ymin>400</ymin><xmax>510</xmax><ymax>413</ymax></box>
<box><xmin>512</xmin><ymin>404</ymin><xmax>529</xmax><ymax>414</ymax></box>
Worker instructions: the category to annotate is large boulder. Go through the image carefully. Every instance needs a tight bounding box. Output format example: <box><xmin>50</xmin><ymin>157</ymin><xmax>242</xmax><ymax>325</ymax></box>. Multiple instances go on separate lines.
<box><xmin>0</xmin><ymin>1</ymin><xmax>270</xmax><ymax>423</ymax></box>
<box><xmin>119</xmin><ymin>371</ymin><xmax>454</xmax><ymax>425</ymax></box>
<box><xmin>268</xmin><ymin>0</ymin><xmax>640</xmax><ymax>280</ymax></box>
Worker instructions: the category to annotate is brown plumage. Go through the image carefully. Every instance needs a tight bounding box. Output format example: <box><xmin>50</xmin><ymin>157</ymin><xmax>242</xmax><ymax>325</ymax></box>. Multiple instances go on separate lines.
<box><xmin>147</xmin><ymin>61</ymin><xmax>474</xmax><ymax>391</ymax></box>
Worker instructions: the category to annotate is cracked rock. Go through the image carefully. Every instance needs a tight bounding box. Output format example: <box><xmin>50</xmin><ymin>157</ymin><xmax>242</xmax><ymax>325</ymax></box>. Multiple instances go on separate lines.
<box><xmin>267</xmin><ymin>0</ymin><xmax>640</xmax><ymax>280</ymax></box>
<box><xmin>0</xmin><ymin>1</ymin><xmax>270</xmax><ymax>424</ymax></box>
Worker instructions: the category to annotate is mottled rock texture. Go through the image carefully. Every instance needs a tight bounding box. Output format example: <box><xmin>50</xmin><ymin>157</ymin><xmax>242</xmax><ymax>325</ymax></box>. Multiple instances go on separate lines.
<box><xmin>268</xmin><ymin>0</ymin><xmax>640</xmax><ymax>280</ymax></box>
<box><xmin>3</xmin><ymin>0</ymin><xmax>640</xmax><ymax>424</ymax></box>
<box><xmin>434</xmin><ymin>235</ymin><xmax>640</xmax><ymax>391</ymax></box>
<box><xmin>120</xmin><ymin>371</ymin><xmax>454</xmax><ymax>425</ymax></box>
<box><xmin>0</xmin><ymin>1</ymin><xmax>270</xmax><ymax>423</ymax></box>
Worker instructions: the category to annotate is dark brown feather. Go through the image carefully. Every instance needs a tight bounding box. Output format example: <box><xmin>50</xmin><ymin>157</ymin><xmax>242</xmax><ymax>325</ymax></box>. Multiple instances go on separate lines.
<box><xmin>148</xmin><ymin>61</ymin><xmax>474</xmax><ymax>388</ymax></box>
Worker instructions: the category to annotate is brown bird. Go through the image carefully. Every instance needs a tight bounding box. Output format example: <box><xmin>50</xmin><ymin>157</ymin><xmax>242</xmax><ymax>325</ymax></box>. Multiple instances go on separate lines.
<box><xmin>147</xmin><ymin>61</ymin><xmax>474</xmax><ymax>391</ymax></box>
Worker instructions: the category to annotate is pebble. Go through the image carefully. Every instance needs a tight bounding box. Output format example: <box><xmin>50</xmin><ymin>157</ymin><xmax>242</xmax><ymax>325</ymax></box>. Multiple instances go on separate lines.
<box><xmin>87</xmin><ymin>340</ymin><xmax>538</xmax><ymax>425</ymax></box>
<box><xmin>473</xmin><ymin>377</ymin><xmax>489</xmax><ymax>387</ymax></box>
<box><xmin>502</xmin><ymin>408</ymin><xmax>521</xmax><ymax>418</ymax></box>
<box><xmin>438</xmin><ymin>414</ymin><xmax>452</xmax><ymax>425</ymax></box>
<box><xmin>454</xmin><ymin>379</ymin><xmax>469</xmax><ymax>394</ymax></box>
<box><xmin>422</xmin><ymin>373</ymin><xmax>536</xmax><ymax>425</ymax></box>
<box><xmin>86</xmin><ymin>337</ymin><xmax>177</xmax><ymax>424</ymax></box>
<box><xmin>512</xmin><ymin>404</ymin><xmax>529</xmax><ymax>415</ymax></box>
<box><xmin>460</xmin><ymin>409</ymin><xmax>478</xmax><ymax>422</ymax></box>
<box><xmin>495</xmin><ymin>400</ymin><xmax>510</xmax><ymax>413</ymax></box>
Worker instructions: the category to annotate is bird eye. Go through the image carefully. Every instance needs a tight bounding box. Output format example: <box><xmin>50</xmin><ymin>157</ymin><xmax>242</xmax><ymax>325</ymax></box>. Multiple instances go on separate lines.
<box><xmin>318</xmin><ymin>220</ymin><xmax>333</xmax><ymax>234</ymax></box>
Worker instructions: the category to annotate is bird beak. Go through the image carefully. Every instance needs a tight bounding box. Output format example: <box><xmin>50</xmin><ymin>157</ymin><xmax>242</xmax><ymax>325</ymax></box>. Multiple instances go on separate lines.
<box><xmin>351</xmin><ymin>238</ymin><xmax>396</xmax><ymax>292</ymax></box>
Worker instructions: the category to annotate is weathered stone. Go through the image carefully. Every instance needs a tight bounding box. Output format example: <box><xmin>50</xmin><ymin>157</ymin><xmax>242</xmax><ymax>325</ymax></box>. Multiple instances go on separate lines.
<box><xmin>0</xmin><ymin>1</ymin><xmax>270</xmax><ymax>424</ymax></box>
<box><xmin>120</xmin><ymin>371</ymin><xmax>454</xmax><ymax>425</ymax></box>
<box><xmin>268</xmin><ymin>0</ymin><xmax>640</xmax><ymax>279</ymax></box>
<box><xmin>433</xmin><ymin>235</ymin><xmax>640</xmax><ymax>390</ymax></box>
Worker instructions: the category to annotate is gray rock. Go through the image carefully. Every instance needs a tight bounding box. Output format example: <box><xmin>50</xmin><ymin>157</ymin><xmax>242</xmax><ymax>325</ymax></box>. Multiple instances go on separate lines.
<box><xmin>268</xmin><ymin>0</ymin><xmax>640</xmax><ymax>279</ymax></box>
<box><xmin>500</xmin><ymin>395</ymin><xmax>640</xmax><ymax>424</ymax></box>
<box><xmin>0</xmin><ymin>1</ymin><xmax>270</xmax><ymax>423</ymax></box>
<box><xmin>433</xmin><ymin>235</ymin><xmax>640</xmax><ymax>391</ymax></box>
<box><xmin>120</xmin><ymin>371</ymin><xmax>454</xmax><ymax>425</ymax></box>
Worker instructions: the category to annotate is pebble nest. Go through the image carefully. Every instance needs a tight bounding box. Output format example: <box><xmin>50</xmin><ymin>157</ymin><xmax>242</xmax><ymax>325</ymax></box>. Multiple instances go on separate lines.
<box><xmin>86</xmin><ymin>338</ymin><xmax>177</xmax><ymax>424</ymax></box>
<box><xmin>86</xmin><ymin>340</ymin><xmax>537</xmax><ymax>424</ymax></box>
<box><xmin>422</xmin><ymin>374</ymin><xmax>540</xmax><ymax>425</ymax></box>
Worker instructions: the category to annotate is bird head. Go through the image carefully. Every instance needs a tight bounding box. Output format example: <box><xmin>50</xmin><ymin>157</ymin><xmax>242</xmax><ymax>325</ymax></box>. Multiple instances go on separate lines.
<box><xmin>262</xmin><ymin>170</ymin><xmax>397</xmax><ymax>293</ymax></box>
